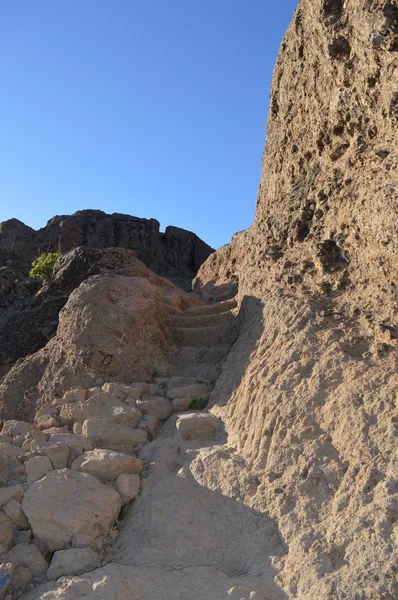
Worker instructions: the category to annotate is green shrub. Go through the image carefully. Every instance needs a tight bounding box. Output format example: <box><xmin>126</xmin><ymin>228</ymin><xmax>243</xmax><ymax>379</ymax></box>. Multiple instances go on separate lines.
<box><xmin>29</xmin><ymin>252</ymin><xmax>61</xmax><ymax>279</ymax></box>
<box><xmin>187</xmin><ymin>396</ymin><xmax>209</xmax><ymax>411</ymax></box>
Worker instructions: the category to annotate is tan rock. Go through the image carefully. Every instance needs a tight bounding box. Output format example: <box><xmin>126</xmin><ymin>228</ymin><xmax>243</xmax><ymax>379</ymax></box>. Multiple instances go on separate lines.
<box><xmin>171</xmin><ymin>397</ymin><xmax>193</xmax><ymax>411</ymax></box>
<box><xmin>36</xmin><ymin>415</ymin><xmax>60</xmax><ymax>430</ymax></box>
<box><xmin>85</xmin><ymin>387</ymin><xmax>101</xmax><ymax>399</ymax></box>
<box><xmin>1</xmin><ymin>421</ymin><xmax>32</xmax><ymax>437</ymax></box>
<box><xmin>47</xmin><ymin>548</ymin><xmax>101</xmax><ymax>580</ymax></box>
<box><xmin>26</xmin><ymin>456</ymin><xmax>53</xmax><ymax>485</ymax></box>
<box><xmin>72</xmin><ymin>422</ymin><xmax>83</xmax><ymax>435</ymax></box>
<box><xmin>0</xmin><ymin>512</ymin><xmax>13</xmax><ymax>554</ymax></box>
<box><xmin>62</xmin><ymin>387</ymin><xmax>86</xmax><ymax>404</ymax></box>
<box><xmin>101</xmin><ymin>382</ymin><xmax>149</xmax><ymax>401</ymax></box>
<box><xmin>113</xmin><ymin>473</ymin><xmax>140</xmax><ymax>505</ymax></box>
<box><xmin>6</xmin><ymin>543</ymin><xmax>48</xmax><ymax>576</ymax></box>
<box><xmin>0</xmin><ymin>443</ymin><xmax>24</xmax><ymax>459</ymax></box>
<box><xmin>176</xmin><ymin>413</ymin><xmax>220</xmax><ymax>440</ymax></box>
<box><xmin>40</xmin><ymin>427</ymin><xmax>70</xmax><ymax>436</ymax></box>
<box><xmin>71</xmin><ymin>449</ymin><xmax>143</xmax><ymax>482</ymax></box>
<box><xmin>35</xmin><ymin>404</ymin><xmax>59</xmax><ymax>419</ymax></box>
<box><xmin>160</xmin><ymin>376</ymin><xmax>197</xmax><ymax>389</ymax></box>
<box><xmin>48</xmin><ymin>434</ymin><xmax>94</xmax><ymax>462</ymax></box>
<box><xmin>22</xmin><ymin>469</ymin><xmax>121</xmax><ymax>551</ymax></box>
<box><xmin>21</xmin><ymin>430</ymin><xmax>48</xmax><ymax>452</ymax></box>
<box><xmin>0</xmin><ymin>446</ymin><xmax>25</xmax><ymax>485</ymax></box>
<box><xmin>0</xmin><ymin>436</ymin><xmax>12</xmax><ymax>445</ymax></box>
<box><xmin>138</xmin><ymin>414</ymin><xmax>160</xmax><ymax>439</ymax></box>
<box><xmin>81</xmin><ymin>420</ymin><xmax>147</xmax><ymax>449</ymax></box>
<box><xmin>167</xmin><ymin>383</ymin><xmax>210</xmax><ymax>401</ymax></box>
<box><xmin>3</xmin><ymin>499</ymin><xmax>29</xmax><ymax>529</ymax></box>
<box><xmin>30</xmin><ymin>440</ymin><xmax>69</xmax><ymax>470</ymax></box>
<box><xmin>136</xmin><ymin>396</ymin><xmax>173</xmax><ymax>420</ymax></box>
<box><xmin>0</xmin><ymin>485</ymin><xmax>24</xmax><ymax>508</ymax></box>
<box><xmin>59</xmin><ymin>393</ymin><xmax>142</xmax><ymax>427</ymax></box>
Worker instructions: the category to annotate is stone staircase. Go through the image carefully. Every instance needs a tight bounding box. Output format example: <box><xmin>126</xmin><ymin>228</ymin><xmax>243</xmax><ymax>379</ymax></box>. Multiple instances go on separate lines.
<box><xmin>168</xmin><ymin>299</ymin><xmax>238</xmax><ymax>382</ymax></box>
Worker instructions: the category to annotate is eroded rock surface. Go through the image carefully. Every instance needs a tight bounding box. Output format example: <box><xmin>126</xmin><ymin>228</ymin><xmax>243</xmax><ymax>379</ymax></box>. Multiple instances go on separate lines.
<box><xmin>1</xmin><ymin>1</ymin><xmax>397</xmax><ymax>598</ymax></box>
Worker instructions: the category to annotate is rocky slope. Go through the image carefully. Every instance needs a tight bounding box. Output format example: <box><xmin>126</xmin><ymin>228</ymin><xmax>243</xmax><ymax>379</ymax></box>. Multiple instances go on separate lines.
<box><xmin>0</xmin><ymin>1</ymin><xmax>397</xmax><ymax>599</ymax></box>
<box><xmin>0</xmin><ymin>212</ymin><xmax>213</xmax><ymax>377</ymax></box>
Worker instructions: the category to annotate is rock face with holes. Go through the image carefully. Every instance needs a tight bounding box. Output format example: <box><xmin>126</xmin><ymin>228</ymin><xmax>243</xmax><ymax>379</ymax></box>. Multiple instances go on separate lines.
<box><xmin>192</xmin><ymin>1</ymin><xmax>398</xmax><ymax>599</ymax></box>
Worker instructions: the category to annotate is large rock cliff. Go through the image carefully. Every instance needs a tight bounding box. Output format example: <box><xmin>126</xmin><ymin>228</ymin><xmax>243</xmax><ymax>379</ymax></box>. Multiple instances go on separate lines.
<box><xmin>193</xmin><ymin>1</ymin><xmax>398</xmax><ymax>598</ymax></box>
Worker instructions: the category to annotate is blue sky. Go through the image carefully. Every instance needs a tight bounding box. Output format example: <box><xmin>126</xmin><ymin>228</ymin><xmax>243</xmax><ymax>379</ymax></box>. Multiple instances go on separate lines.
<box><xmin>1</xmin><ymin>1</ymin><xmax>298</xmax><ymax>249</ymax></box>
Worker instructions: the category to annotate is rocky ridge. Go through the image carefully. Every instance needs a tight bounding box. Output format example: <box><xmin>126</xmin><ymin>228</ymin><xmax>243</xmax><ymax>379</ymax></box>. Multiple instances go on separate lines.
<box><xmin>0</xmin><ymin>211</ymin><xmax>213</xmax><ymax>378</ymax></box>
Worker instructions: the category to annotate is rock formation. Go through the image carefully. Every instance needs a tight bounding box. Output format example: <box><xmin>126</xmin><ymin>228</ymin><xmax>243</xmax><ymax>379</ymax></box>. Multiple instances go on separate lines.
<box><xmin>0</xmin><ymin>212</ymin><xmax>213</xmax><ymax>378</ymax></box>
<box><xmin>0</xmin><ymin>1</ymin><xmax>397</xmax><ymax>599</ymax></box>
<box><xmin>0</xmin><ymin>210</ymin><xmax>213</xmax><ymax>283</ymax></box>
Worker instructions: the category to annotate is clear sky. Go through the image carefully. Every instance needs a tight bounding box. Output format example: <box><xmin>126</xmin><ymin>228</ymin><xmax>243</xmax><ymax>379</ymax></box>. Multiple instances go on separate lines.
<box><xmin>1</xmin><ymin>1</ymin><xmax>298</xmax><ymax>249</ymax></box>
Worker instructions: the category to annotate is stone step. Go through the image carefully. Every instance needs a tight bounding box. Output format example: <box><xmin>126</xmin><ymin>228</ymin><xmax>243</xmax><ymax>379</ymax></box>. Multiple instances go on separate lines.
<box><xmin>168</xmin><ymin>345</ymin><xmax>231</xmax><ymax>380</ymax></box>
<box><xmin>170</xmin><ymin>310</ymin><xmax>235</xmax><ymax>328</ymax></box>
<box><xmin>172</xmin><ymin>323</ymin><xmax>238</xmax><ymax>348</ymax></box>
<box><xmin>182</xmin><ymin>299</ymin><xmax>237</xmax><ymax>317</ymax></box>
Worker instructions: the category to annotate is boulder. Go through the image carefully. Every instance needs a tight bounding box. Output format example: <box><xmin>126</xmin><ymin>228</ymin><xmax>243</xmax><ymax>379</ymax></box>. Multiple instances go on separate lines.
<box><xmin>101</xmin><ymin>382</ymin><xmax>149</xmax><ymax>401</ymax></box>
<box><xmin>0</xmin><ymin>447</ymin><xmax>25</xmax><ymax>485</ymax></box>
<box><xmin>21</xmin><ymin>430</ymin><xmax>47</xmax><ymax>452</ymax></box>
<box><xmin>26</xmin><ymin>456</ymin><xmax>53</xmax><ymax>485</ymax></box>
<box><xmin>176</xmin><ymin>413</ymin><xmax>220</xmax><ymax>441</ymax></box>
<box><xmin>0</xmin><ymin>485</ymin><xmax>24</xmax><ymax>508</ymax></box>
<box><xmin>35</xmin><ymin>404</ymin><xmax>59</xmax><ymax>419</ymax></box>
<box><xmin>30</xmin><ymin>440</ymin><xmax>69</xmax><ymax>470</ymax></box>
<box><xmin>137</xmin><ymin>415</ymin><xmax>160</xmax><ymax>439</ymax></box>
<box><xmin>36</xmin><ymin>415</ymin><xmax>60</xmax><ymax>430</ymax></box>
<box><xmin>59</xmin><ymin>393</ymin><xmax>142</xmax><ymax>427</ymax></box>
<box><xmin>0</xmin><ymin>258</ymin><xmax>176</xmax><ymax>422</ymax></box>
<box><xmin>5</xmin><ymin>543</ymin><xmax>48</xmax><ymax>576</ymax></box>
<box><xmin>136</xmin><ymin>397</ymin><xmax>173</xmax><ymax>421</ymax></box>
<box><xmin>113</xmin><ymin>473</ymin><xmax>140</xmax><ymax>505</ymax></box>
<box><xmin>47</xmin><ymin>548</ymin><xmax>101</xmax><ymax>580</ymax></box>
<box><xmin>3</xmin><ymin>499</ymin><xmax>29</xmax><ymax>530</ymax></box>
<box><xmin>0</xmin><ymin>513</ymin><xmax>13</xmax><ymax>554</ymax></box>
<box><xmin>48</xmin><ymin>434</ymin><xmax>94</xmax><ymax>462</ymax></box>
<box><xmin>81</xmin><ymin>420</ymin><xmax>147</xmax><ymax>449</ymax></box>
<box><xmin>22</xmin><ymin>469</ymin><xmax>121</xmax><ymax>552</ymax></box>
<box><xmin>61</xmin><ymin>387</ymin><xmax>86</xmax><ymax>404</ymax></box>
<box><xmin>1</xmin><ymin>421</ymin><xmax>32</xmax><ymax>437</ymax></box>
<box><xmin>71</xmin><ymin>449</ymin><xmax>144</xmax><ymax>482</ymax></box>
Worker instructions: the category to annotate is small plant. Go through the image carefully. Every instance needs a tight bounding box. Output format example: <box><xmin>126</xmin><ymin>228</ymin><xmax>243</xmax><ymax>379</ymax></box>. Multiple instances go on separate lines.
<box><xmin>29</xmin><ymin>252</ymin><xmax>61</xmax><ymax>279</ymax></box>
<box><xmin>188</xmin><ymin>396</ymin><xmax>209</xmax><ymax>411</ymax></box>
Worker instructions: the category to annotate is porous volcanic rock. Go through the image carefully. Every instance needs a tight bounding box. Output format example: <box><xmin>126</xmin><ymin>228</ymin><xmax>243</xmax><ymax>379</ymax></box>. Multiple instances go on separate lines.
<box><xmin>192</xmin><ymin>1</ymin><xmax>398</xmax><ymax>598</ymax></box>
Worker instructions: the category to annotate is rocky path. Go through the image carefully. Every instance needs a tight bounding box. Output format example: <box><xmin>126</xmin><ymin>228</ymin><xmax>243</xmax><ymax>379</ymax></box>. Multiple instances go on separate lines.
<box><xmin>0</xmin><ymin>298</ymin><xmax>288</xmax><ymax>599</ymax></box>
<box><xmin>168</xmin><ymin>299</ymin><xmax>238</xmax><ymax>382</ymax></box>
